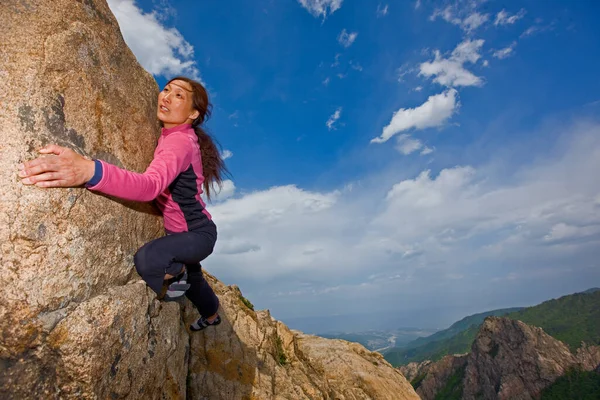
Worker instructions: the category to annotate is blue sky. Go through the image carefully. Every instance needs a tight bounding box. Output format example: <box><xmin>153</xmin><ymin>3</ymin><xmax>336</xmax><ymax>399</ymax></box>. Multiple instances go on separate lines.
<box><xmin>106</xmin><ymin>0</ymin><xmax>600</xmax><ymax>332</ymax></box>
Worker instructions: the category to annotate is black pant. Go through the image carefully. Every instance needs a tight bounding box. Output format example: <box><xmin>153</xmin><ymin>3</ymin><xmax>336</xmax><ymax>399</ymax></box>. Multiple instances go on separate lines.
<box><xmin>133</xmin><ymin>222</ymin><xmax>219</xmax><ymax>317</ymax></box>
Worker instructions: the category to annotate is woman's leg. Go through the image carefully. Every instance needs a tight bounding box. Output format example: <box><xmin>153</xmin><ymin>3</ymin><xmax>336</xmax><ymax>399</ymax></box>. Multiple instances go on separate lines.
<box><xmin>185</xmin><ymin>262</ymin><xmax>219</xmax><ymax>319</ymax></box>
<box><xmin>133</xmin><ymin>231</ymin><xmax>215</xmax><ymax>296</ymax></box>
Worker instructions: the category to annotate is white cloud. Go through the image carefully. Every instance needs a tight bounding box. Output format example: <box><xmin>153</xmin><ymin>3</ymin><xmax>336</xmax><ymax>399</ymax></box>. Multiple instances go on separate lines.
<box><xmin>461</xmin><ymin>12</ymin><xmax>489</xmax><ymax>32</ymax></box>
<box><xmin>419</xmin><ymin>39</ymin><xmax>485</xmax><ymax>87</ymax></box>
<box><xmin>544</xmin><ymin>223</ymin><xmax>600</xmax><ymax>244</ymax></box>
<box><xmin>414</xmin><ymin>86</ymin><xmax>423</xmax><ymax>92</ymax></box>
<box><xmin>323</xmin><ymin>77</ymin><xmax>331</xmax><ymax>86</ymax></box>
<box><xmin>221</xmin><ymin>150</ymin><xmax>233</xmax><ymax>160</ymax></box>
<box><xmin>297</xmin><ymin>0</ymin><xmax>343</xmax><ymax>19</ymax></box>
<box><xmin>395</xmin><ymin>134</ymin><xmax>424</xmax><ymax>155</ymax></box>
<box><xmin>431</xmin><ymin>4</ymin><xmax>489</xmax><ymax>33</ymax></box>
<box><xmin>395</xmin><ymin>136</ymin><xmax>435</xmax><ymax>156</ymax></box>
<box><xmin>421</xmin><ymin>146</ymin><xmax>434</xmax><ymax>155</ymax></box>
<box><xmin>338</xmin><ymin>29</ymin><xmax>358</xmax><ymax>48</ymax></box>
<box><xmin>208</xmin><ymin>122</ymin><xmax>600</xmax><ymax>323</ymax></box>
<box><xmin>377</xmin><ymin>3</ymin><xmax>389</xmax><ymax>17</ymax></box>
<box><xmin>520</xmin><ymin>22</ymin><xmax>553</xmax><ymax>38</ymax></box>
<box><xmin>106</xmin><ymin>0</ymin><xmax>200</xmax><ymax>79</ymax></box>
<box><xmin>495</xmin><ymin>9</ymin><xmax>526</xmax><ymax>26</ymax></box>
<box><xmin>326</xmin><ymin>107</ymin><xmax>343</xmax><ymax>130</ymax></box>
<box><xmin>371</xmin><ymin>89</ymin><xmax>459</xmax><ymax>143</ymax></box>
<box><xmin>350</xmin><ymin>61</ymin><xmax>363</xmax><ymax>71</ymax></box>
<box><xmin>493</xmin><ymin>42</ymin><xmax>517</xmax><ymax>59</ymax></box>
<box><xmin>210</xmin><ymin>179</ymin><xmax>236</xmax><ymax>202</ymax></box>
<box><xmin>331</xmin><ymin>53</ymin><xmax>341</xmax><ymax>67</ymax></box>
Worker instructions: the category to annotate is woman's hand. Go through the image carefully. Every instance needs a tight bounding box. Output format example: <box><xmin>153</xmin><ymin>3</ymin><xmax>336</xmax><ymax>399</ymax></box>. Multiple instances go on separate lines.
<box><xmin>18</xmin><ymin>145</ymin><xmax>96</xmax><ymax>188</ymax></box>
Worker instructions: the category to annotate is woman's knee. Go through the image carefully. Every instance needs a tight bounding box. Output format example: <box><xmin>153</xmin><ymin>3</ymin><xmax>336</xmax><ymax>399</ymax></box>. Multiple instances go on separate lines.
<box><xmin>133</xmin><ymin>245</ymin><xmax>150</xmax><ymax>276</ymax></box>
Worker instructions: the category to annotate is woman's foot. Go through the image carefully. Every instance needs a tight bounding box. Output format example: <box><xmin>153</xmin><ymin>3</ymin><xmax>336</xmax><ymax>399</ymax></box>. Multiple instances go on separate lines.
<box><xmin>163</xmin><ymin>269</ymin><xmax>190</xmax><ymax>302</ymax></box>
<box><xmin>190</xmin><ymin>314</ymin><xmax>221</xmax><ymax>331</ymax></box>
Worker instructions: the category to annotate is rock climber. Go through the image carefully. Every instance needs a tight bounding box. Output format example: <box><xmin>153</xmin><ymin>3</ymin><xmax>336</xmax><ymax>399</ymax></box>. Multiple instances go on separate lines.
<box><xmin>18</xmin><ymin>77</ymin><xmax>226</xmax><ymax>332</ymax></box>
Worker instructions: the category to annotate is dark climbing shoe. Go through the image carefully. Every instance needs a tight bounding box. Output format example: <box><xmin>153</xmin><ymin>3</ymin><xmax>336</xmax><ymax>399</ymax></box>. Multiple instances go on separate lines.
<box><xmin>163</xmin><ymin>270</ymin><xmax>191</xmax><ymax>302</ymax></box>
<box><xmin>190</xmin><ymin>315</ymin><xmax>221</xmax><ymax>331</ymax></box>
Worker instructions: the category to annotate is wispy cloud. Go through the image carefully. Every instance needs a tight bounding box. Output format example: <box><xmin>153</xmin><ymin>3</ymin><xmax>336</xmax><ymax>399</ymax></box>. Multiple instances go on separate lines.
<box><xmin>494</xmin><ymin>8</ymin><xmax>526</xmax><ymax>26</ymax></box>
<box><xmin>493</xmin><ymin>42</ymin><xmax>517</xmax><ymax>59</ymax></box>
<box><xmin>521</xmin><ymin>20</ymin><xmax>554</xmax><ymax>38</ymax></box>
<box><xmin>350</xmin><ymin>60</ymin><xmax>363</xmax><ymax>71</ymax></box>
<box><xmin>221</xmin><ymin>150</ymin><xmax>233</xmax><ymax>160</ymax></box>
<box><xmin>338</xmin><ymin>29</ymin><xmax>358</xmax><ymax>48</ymax></box>
<box><xmin>395</xmin><ymin>134</ymin><xmax>432</xmax><ymax>156</ymax></box>
<box><xmin>377</xmin><ymin>3</ymin><xmax>389</xmax><ymax>17</ymax></box>
<box><xmin>430</xmin><ymin>3</ymin><xmax>489</xmax><ymax>33</ymax></box>
<box><xmin>371</xmin><ymin>89</ymin><xmax>459</xmax><ymax>143</ymax></box>
<box><xmin>297</xmin><ymin>0</ymin><xmax>343</xmax><ymax>19</ymax></box>
<box><xmin>419</xmin><ymin>39</ymin><xmax>485</xmax><ymax>87</ymax></box>
<box><xmin>106</xmin><ymin>0</ymin><xmax>200</xmax><ymax>80</ymax></box>
<box><xmin>326</xmin><ymin>107</ymin><xmax>343</xmax><ymax>130</ymax></box>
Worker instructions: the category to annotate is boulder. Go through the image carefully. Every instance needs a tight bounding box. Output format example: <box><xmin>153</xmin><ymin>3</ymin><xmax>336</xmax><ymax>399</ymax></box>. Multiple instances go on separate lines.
<box><xmin>0</xmin><ymin>0</ymin><xmax>184</xmax><ymax>398</ymax></box>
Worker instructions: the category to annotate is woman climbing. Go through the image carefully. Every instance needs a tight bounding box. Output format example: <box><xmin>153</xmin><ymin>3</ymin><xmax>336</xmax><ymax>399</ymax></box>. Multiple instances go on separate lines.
<box><xmin>18</xmin><ymin>76</ymin><xmax>226</xmax><ymax>332</ymax></box>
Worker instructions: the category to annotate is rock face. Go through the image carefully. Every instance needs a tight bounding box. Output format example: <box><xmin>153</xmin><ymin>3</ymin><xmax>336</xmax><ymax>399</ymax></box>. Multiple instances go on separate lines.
<box><xmin>413</xmin><ymin>354</ymin><xmax>468</xmax><ymax>400</ymax></box>
<box><xmin>1</xmin><ymin>1</ymin><xmax>420</xmax><ymax>399</ymax></box>
<box><xmin>463</xmin><ymin>317</ymin><xmax>579</xmax><ymax>400</ymax></box>
<box><xmin>188</xmin><ymin>277</ymin><xmax>420</xmax><ymax>400</ymax></box>
<box><xmin>0</xmin><ymin>0</ymin><xmax>183</xmax><ymax>398</ymax></box>
<box><xmin>413</xmin><ymin>316</ymin><xmax>600</xmax><ymax>400</ymax></box>
<box><xmin>398</xmin><ymin>360</ymin><xmax>433</xmax><ymax>383</ymax></box>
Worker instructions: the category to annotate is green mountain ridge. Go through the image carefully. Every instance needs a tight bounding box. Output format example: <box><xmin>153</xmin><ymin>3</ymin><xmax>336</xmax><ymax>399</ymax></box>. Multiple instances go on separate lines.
<box><xmin>404</xmin><ymin>307</ymin><xmax>523</xmax><ymax>350</ymax></box>
<box><xmin>384</xmin><ymin>288</ymin><xmax>600</xmax><ymax>367</ymax></box>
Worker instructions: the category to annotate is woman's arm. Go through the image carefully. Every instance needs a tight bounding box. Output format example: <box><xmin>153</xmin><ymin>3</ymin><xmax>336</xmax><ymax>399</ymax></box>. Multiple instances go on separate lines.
<box><xmin>18</xmin><ymin>145</ymin><xmax>95</xmax><ymax>187</ymax></box>
<box><xmin>19</xmin><ymin>135</ymin><xmax>193</xmax><ymax>202</ymax></box>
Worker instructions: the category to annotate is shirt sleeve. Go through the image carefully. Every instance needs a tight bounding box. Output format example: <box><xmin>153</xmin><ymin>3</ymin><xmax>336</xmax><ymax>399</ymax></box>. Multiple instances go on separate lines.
<box><xmin>85</xmin><ymin>159</ymin><xmax>103</xmax><ymax>187</ymax></box>
<box><xmin>86</xmin><ymin>134</ymin><xmax>193</xmax><ymax>202</ymax></box>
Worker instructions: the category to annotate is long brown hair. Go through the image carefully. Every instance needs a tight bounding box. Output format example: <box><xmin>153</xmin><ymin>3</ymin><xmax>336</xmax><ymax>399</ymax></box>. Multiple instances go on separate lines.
<box><xmin>165</xmin><ymin>76</ymin><xmax>230</xmax><ymax>200</ymax></box>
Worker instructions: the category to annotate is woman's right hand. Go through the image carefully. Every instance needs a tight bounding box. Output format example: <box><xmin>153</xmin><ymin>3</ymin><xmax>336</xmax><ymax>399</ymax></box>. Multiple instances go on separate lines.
<box><xmin>18</xmin><ymin>145</ymin><xmax>96</xmax><ymax>188</ymax></box>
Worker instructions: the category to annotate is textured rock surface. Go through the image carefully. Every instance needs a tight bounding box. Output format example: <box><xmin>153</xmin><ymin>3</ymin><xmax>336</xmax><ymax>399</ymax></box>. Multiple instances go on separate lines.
<box><xmin>411</xmin><ymin>317</ymin><xmax>600</xmax><ymax>400</ymax></box>
<box><xmin>463</xmin><ymin>317</ymin><xmax>578</xmax><ymax>400</ymax></box>
<box><xmin>575</xmin><ymin>343</ymin><xmax>600</xmax><ymax>371</ymax></box>
<box><xmin>188</xmin><ymin>277</ymin><xmax>420</xmax><ymax>400</ymax></box>
<box><xmin>397</xmin><ymin>360</ymin><xmax>432</xmax><ymax>383</ymax></box>
<box><xmin>0</xmin><ymin>0</ymin><xmax>184</xmax><ymax>398</ymax></box>
<box><xmin>413</xmin><ymin>354</ymin><xmax>468</xmax><ymax>400</ymax></box>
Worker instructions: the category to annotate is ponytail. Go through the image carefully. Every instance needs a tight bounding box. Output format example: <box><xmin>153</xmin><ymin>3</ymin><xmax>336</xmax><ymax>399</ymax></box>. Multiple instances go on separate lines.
<box><xmin>193</xmin><ymin>126</ymin><xmax>229</xmax><ymax>200</ymax></box>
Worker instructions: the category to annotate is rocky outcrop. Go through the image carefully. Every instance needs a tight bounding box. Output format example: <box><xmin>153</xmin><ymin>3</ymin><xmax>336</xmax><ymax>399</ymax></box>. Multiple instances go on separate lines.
<box><xmin>463</xmin><ymin>317</ymin><xmax>579</xmax><ymax>400</ymax></box>
<box><xmin>413</xmin><ymin>316</ymin><xmax>600</xmax><ymax>400</ymax></box>
<box><xmin>188</xmin><ymin>277</ymin><xmax>419</xmax><ymax>399</ymax></box>
<box><xmin>1</xmin><ymin>1</ymin><xmax>420</xmax><ymax>399</ymax></box>
<box><xmin>398</xmin><ymin>360</ymin><xmax>433</xmax><ymax>382</ymax></box>
<box><xmin>575</xmin><ymin>343</ymin><xmax>600</xmax><ymax>371</ymax></box>
<box><xmin>1</xmin><ymin>0</ymin><xmax>177</xmax><ymax>398</ymax></box>
<box><xmin>413</xmin><ymin>354</ymin><xmax>468</xmax><ymax>400</ymax></box>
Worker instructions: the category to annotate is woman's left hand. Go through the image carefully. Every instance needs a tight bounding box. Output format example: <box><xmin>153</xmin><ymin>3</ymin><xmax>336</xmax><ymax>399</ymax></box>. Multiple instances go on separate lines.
<box><xmin>18</xmin><ymin>144</ymin><xmax>96</xmax><ymax>188</ymax></box>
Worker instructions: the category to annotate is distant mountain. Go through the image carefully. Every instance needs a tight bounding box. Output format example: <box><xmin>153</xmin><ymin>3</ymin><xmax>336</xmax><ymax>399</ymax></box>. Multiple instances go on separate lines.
<box><xmin>385</xmin><ymin>288</ymin><xmax>600</xmax><ymax>367</ymax></box>
<box><xmin>581</xmin><ymin>287</ymin><xmax>600</xmax><ymax>294</ymax></box>
<box><xmin>404</xmin><ymin>308</ymin><xmax>523</xmax><ymax>349</ymax></box>
<box><xmin>409</xmin><ymin>317</ymin><xmax>600</xmax><ymax>400</ymax></box>
<box><xmin>506</xmin><ymin>290</ymin><xmax>600</xmax><ymax>349</ymax></box>
<box><xmin>383</xmin><ymin>308</ymin><xmax>522</xmax><ymax>366</ymax></box>
<box><xmin>320</xmin><ymin>328</ymin><xmax>437</xmax><ymax>351</ymax></box>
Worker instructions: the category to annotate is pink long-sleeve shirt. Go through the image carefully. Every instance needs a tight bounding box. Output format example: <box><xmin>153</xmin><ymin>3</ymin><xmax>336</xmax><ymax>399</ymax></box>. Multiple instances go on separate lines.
<box><xmin>87</xmin><ymin>124</ymin><xmax>212</xmax><ymax>233</ymax></box>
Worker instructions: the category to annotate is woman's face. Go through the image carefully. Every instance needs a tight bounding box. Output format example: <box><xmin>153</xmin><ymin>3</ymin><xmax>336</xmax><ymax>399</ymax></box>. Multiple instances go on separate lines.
<box><xmin>157</xmin><ymin>80</ymin><xmax>199</xmax><ymax>128</ymax></box>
